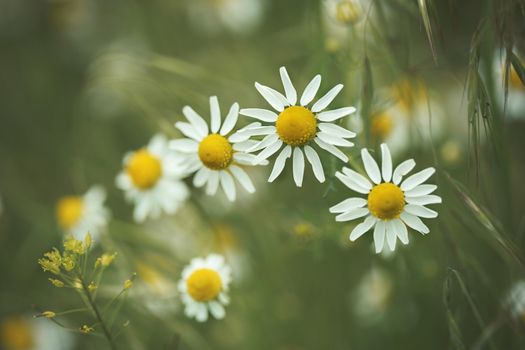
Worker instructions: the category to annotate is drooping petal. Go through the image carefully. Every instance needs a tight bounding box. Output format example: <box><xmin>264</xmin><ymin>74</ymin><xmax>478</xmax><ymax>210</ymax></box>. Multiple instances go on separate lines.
<box><xmin>316</xmin><ymin>106</ymin><xmax>357</xmax><ymax>122</ymax></box>
<box><xmin>314</xmin><ymin>138</ymin><xmax>348</xmax><ymax>162</ymax></box>
<box><xmin>373</xmin><ymin>220</ymin><xmax>386</xmax><ymax>253</ymax></box>
<box><xmin>268</xmin><ymin>146</ymin><xmax>292</xmax><ymax>182</ymax></box>
<box><xmin>246</xmin><ymin>134</ymin><xmax>279</xmax><ymax>152</ymax></box>
<box><xmin>182</xmin><ymin>106</ymin><xmax>208</xmax><ymax>137</ymax></box>
<box><xmin>255</xmin><ymin>83</ymin><xmax>286</xmax><ymax>112</ymax></box>
<box><xmin>279</xmin><ymin>66</ymin><xmax>297</xmax><ymax>105</ymax></box>
<box><xmin>385</xmin><ymin>221</ymin><xmax>397</xmax><ymax>251</ymax></box>
<box><xmin>304</xmin><ymin>145</ymin><xmax>325</xmax><ymax>183</ymax></box>
<box><xmin>381</xmin><ymin>143</ymin><xmax>392</xmax><ymax>182</ymax></box>
<box><xmin>400</xmin><ymin>167</ymin><xmax>436</xmax><ymax>191</ymax></box>
<box><xmin>220</xmin><ymin>102</ymin><xmax>239</xmax><ymax>136</ymax></box>
<box><xmin>404</xmin><ymin>204</ymin><xmax>438</xmax><ymax>218</ymax></box>
<box><xmin>311</xmin><ymin>84</ymin><xmax>343</xmax><ymax>112</ymax></box>
<box><xmin>205</xmin><ymin>171</ymin><xmax>220</xmax><ymax>195</ymax></box>
<box><xmin>400</xmin><ymin>212</ymin><xmax>430</xmax><ymax>234</ymax></box>
<box><xmin>329</xmin><ymin>197</ymin><xmax>367</xmax><ymax>213</ymax></box>
<box><xmin>392</xmin><ymin>218</ymin><xmax>409</xmax><ymax>245</ymax></box>
<box><xmin>239</xmin><ymin>108</ymin><xmax>278</xmax><ymax>122</ymax></box>
<box><xmin>292</xmin><ymin>147</ymin><xmax>305</xmax><ymax>187</ymax></box>
<box><xmin>210</xmin><ymin>96</ymin><xmax>221</xmax><ymax>133</ymax></box>
<box><xmin>229</xmin><ymin>165</ymin><xmax>255</xmax><ymax>193</ymax></box>
<box><xmin>349</xmin><ymin>215</ymin><xmax>377</xmax><ymax>241</ymax></box>
<box><xmin>392</xmin><ymin>159</ymin><xmax>416</xmax><ymax>185</ymax></box>
<box><xmin>219</xmin><ymin>171</ymin><xmax>236</xmax><ymax>201</ymax></box>
<box><xmin>335</xmin><ymin>207</ymin><xmax>369</xmax><ymax>222</ymax></box>
<box><xmin>300</xmin><ymin>74</ymin><xmax>321</xmax><ymax>106</ymax></box>
<box><xmin>361</xmin><ymin>148</ymin><xmax>381</xmax><ymax>184</ymax></box>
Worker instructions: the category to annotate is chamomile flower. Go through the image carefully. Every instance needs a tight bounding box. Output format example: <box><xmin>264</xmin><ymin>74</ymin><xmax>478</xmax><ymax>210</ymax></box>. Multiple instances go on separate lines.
<box><xmin>240</xmin><ymin>67</ymin><xmax>357</xmax><ymax>187</ymax></box>
<box><xmin>178</xmin><ymin>254</ymin><xmax>232</xmax><ymax>322</ymax></box>
<box><xmin>330</xmin><ymin>143</ymin><xmax>441</xmax><ymax>253</ymax></box>
<box><xmin>116</xmin><ymin>134</ymin><xmax>189</xmax><ymax>222</ymax></box>
<box><xmin>55</xmin><ymin>185</ymin><xmax>109</xmax><ymax>241</ymax></box>
<box><xmin>170</xmin><ymin>96</ymin><xmax>266</xmax><ymax>201</ymax></box>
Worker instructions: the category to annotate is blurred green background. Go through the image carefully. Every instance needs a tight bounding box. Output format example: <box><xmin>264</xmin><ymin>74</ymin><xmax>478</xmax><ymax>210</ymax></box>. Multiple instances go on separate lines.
<box><xmin>1</xmin><ymin>0</ymin><xmax>525</xmax><ymax>349</ymax></box>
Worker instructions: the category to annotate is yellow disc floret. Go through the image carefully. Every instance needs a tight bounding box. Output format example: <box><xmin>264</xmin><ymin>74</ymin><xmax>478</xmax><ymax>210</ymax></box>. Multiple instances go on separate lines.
<box><xmin>371</xmin><ymin>112</ymin><xmax>394</xmax><ymax>140</ymax></box>
<box><xmin>276</xmin><ymin>106</ymin><xmax>317</xmax><ymax>146</ymax></box>
<box><xmin>367</xmin><ymin>183</ymin><xmax>405</xmax><ymax>220</ymax></box>
<box><xmin>186</xmin><ymin>268</ymin><xmax>222</xmax><ymax>302</ymax></box>
<box><xmin>126</xmin><ymin>150</ymin><xmax>162</xmax><ymax>189</ymax></box>
<box><xmin>198</xmin><ymin>134</ymin><xmax>233</xmax><ymax>170</ymax></box>
<box><xmin>56</xmin><ymin>196</ymin><xmax>84</xmax><ymax>230</ymax></box>
<box><xmin>335</xmin><ymin>1</ymin><xmax>362</xmax><ymax>25</ymax></box>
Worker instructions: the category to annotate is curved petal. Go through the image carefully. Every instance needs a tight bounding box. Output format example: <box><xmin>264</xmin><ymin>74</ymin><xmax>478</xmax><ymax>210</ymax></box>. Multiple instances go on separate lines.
<box><xmin>229</xmin><ymin>165</ymin><xmax>255</xmax><ymax>193</ymax></box>
<box><xmin>335</xmin><ymin>172</ymin><xmax>370</xmax><ymax>194</ymax></box>
<box><xmin>193</xmin><ymin>167</ymin><xmax>210</xmax><ymax>188</ymax></box>
<box><xmin>404</xmin><ymin>204</ymin><xmax>438</xmax><ymax>218</ymax></box>
<box><xmin>329</xmin><ymin>197</ymin><xmax>367</xmax><ymax>213</ymax></box>
<box><xmin>335</xmin><ymin>207</ymin><xmax>369</xmax><ymax>222</ymax></box>
<box><xmin>279</xmin><ymin>66</ymin><xmax>297</xmax><ymax>105</ymax></box>
<box><xmin>318</xmin><ymin>123</ymin><xmax>356</xmax><ymax>138</ymax></box>
<box><xmin>404</xmin><ymin>184</ymin><xmax>437</xmax><ymax>197</ymax></box>
<box><xmin>268</xmin><ymin>145</ymin><xmax>292</xmax><ymax>182</ymax></box>
<box><xmin>317</xmin><ymin>132</ymin><xmax>354</xmax><ymax>147</ymax></box>
<box><xmin>392</xmin><ymin>159</ymin><xmax>416</xmax><ymax>185</ymax></box>
<box><xmin>300</xmin><ymin>74</ymin><xmax>321</xmax><ymax>106</ymax></box>
<box><xmin>400</xmin><ymin>167</ymin><xmax>436</xmax><ymax>191</ymax></box>
<box><xmin>381</xmin><ymin>143</ymin><xmax>392</xmax><ymax>182</ymax></box>
<box><xmin>292</xmin><ymin>147</ymin><xmax>305</xmax><ymax>187</ymax></box>
<box><xmin>255</xmin><ymin>82</ymin><xmax>286</xmax><ymax>112</ymax></box>
<box><xmin>253</xmin><ymin>140</ymin><xmax>283</xmax><ymax>165</ymax></box>
<box><xmin>246</xmin><ymin>134</ymin><xmax>279</xmax><ymax>152</ymax></box>
<box><xmin>175</xmin><ymin>122</ymin><xmax>202</xmax><ymax>141</ymax></box>
<box><xmin>349</xmin><ymin>215</ymin><xmax>377</xmax><ymax>241</ymax></box>
<box><xmin>311</xmin><ymin>84</ymin><xmax>343</xmax><ymax>112</ymax></box>
<box><xmin>392</xmin><ymin>218</ymin><xmax>409</xmax><ymax>245</ymax></box>
<box><xmin>239</xmin><ymin>108</ymin><xmax>278</xmax><ymax>122</ymax></box>
<box><xmin>220</xmin><ymin>102</ymin><xmax>239</xmax><ymax>136</ymax></box>
<box><xmin>361</xmin><ymin>148</ymin><xmax>381</xmax><ymax>184</ymax></box>
<box><xmin>316</xmin><ymin>106</ymin><xmax>357</xmax><ymax>122</ymax></box>
<box><xmin>341</xmin><ymin>167</ymin><xmax>373</xmax><ymax>191</ymax></box>
<box><xmin>304</xmin><ymin>145</ymin><xmax>325</xmax><ymax>183</ymax></box>
<box><xmin>314</xmin><ymin>138</ymin><xmax>348</xmax><ymax>162</ymax></box>
<box><xmin>182</xmin><ymin>106</ymin><xmax>208</xmax><ymax>137</ymax></box>
<box><xmin>400</xmin><ymin>212</ymin><xmax>430</xmax><ymax>234</ymax></box>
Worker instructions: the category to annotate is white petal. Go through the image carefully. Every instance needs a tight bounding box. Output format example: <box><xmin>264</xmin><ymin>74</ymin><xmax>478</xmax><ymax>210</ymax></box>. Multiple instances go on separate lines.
<box><xmin>335</xmin><ymin>207</ymin><xmax>369</xmax><ymax>222</ymax></box>
<box><xmin>220</xmin><ymin>103</ymin><xmax>239</xmax><ymax>136</ymax></box>
<box><xmin>316</xmin><ymin>106</ymin><xmax>357</xmax><ymax>122</ymax></box>
<box><xmin>237</xmin><ymin>126</ymin><xmax>277</xmax><ymax>137</ymax></box>
<box><xmin>239</xmin><ymin>108</ymin><xmax>278</xmax><ymax>122</ymax></box>
<box><xmin>317</xmin><ymin>132</ymin><xmax>354</xmax><ymax>147</ymax></box>
<box><xmin>373</xmin><ymin>220</ymin><xmax>386</xmax><ymax>253</ymax></box>
<box><xmin>400</xmin><ymin>167</ymin><xmax>436</xmax><ymax>191</ymax></box>
<box><xmin>182</xmin><ymin>106</ymin><xmax>208</xmax><ymax>137</ymax></box>
<box><xmin>229</xmin><ymin>165</ymin><xmax>255</xmax><ymax>193</ymax></box>
<box><xmin>205</xmin><ymin>171</ymin><xmax>220</xmax><ymax>195</ymax></box>
<box><xmin>349</xmin><ymin>216</ymin><xmax>377</xmax><ymax>241</ymax></box>
<box><xmin>255</xmin><ymin>82</ymin><xmax>285</xmax><ymax>112</ymax></box>
<box><xmin>292</xmin><ymin>147</ymin><xmax>305</xmax><ymax>187</ymax></box>
<box><xmin>392</xmin><ymin>219</ymin><xmax>409</xmax><ymax>245</ymax></box>
<box><xmin>404</xmin><ymin>184</ymin><xmax>437</xmax><ymax>197</ymax></box>
<box><xmin>220</xmin><ymin>171</ymin><xmax>236</xmax><ymax>201</ymax></box>
<box><xmin>314</xmin><ymin>138</ymin><xmax>348</xmax><ymax>162</ymax></box>
<box><xmin>195</xmin><ymin>304</ymin><xmax>208</xmax><ymax>322</ymax></box>
<box><xmin>175</xmin><ymin>122</ymin><xmax>202</xmax><ymax>141</ymax></box>
<box><xmin>317</xmin><ymin>123</ymin><xmax>356</xmax><ymax>138</ymax></box>
<box><xmin>381</xmin><ymin>143</ymin><xmax>392</xmax><ymax>182</ymax></box>
<box><xmin>361</xmin><ymin>148</ymin><xmax>381</xmax><ymax>184</ymax></box>
<box><xmin>169</xmin><ymin>139</ymin><xmax>198</xmax><ymax>153</ymax></box>
<box><xmin>392</xmin><ymin>159</ymin><xmax>416</xmax><ymax>185</ymax></box>
<box><xmin>193</xmin><ymin>167</ymin><xmax>210</xmax><ymax>187</ymax></box>
<box><xmin>300</xmin><ymin>74</ymin><xmax>321</xmax><ymax>106</ymax></box>
<box><xmin>404</xmin><ymin>204</ymin><xmax>438</xmax><ymax>218</ymax></box>
<box><xmin>329</xmin><ymin>197</ymin><xmax>367</xmax><ymax>213</ymax></box>
<box><xmin>232</xmin><ymin>140</ymin><xmax>259</xmax><ymax>152</ymax></box>
<box><xmin>335</xmin><ymin>172</ymin><xmax>370</xmax><ymax>194</ymax></box>
<box><xmin>341</xmin><ymin>167</ymin><xmax>373</xmax><ymax>190</ymax></box>
<box><xmin>304</xmin><ymin>146</ymin><xmax>325</xmax><ymax>183</ymax></box>
<box><xmin>268</xmin><ymin>145</ymin><xmax>292</xmax><ymax>182</ymax></box>
<box><xmin>253</xmin><ymin>140</ymin><xmax>283</xmax><ymax>165</ymax></box>
<box><xmin>311</xmin><ymin>84</ymin><xmax>343</xmax><ymax>112</ymax></box>
<box><xmin>246</xmin><ymin>133</ymin><xmax>279</xmax><ymax>152</ymax></box>
<box><xmin>279</xmin><ymin>66</ymin><xmax>297</xmax><ymax>105</ymax></box>
<box><xmin>385</xmin><ymin>221</ymin><xmax>397</xmax><ymax>251</ymax></box>
<box><xmin>234</xmin><ymin>153</ymin><xmax>269</xmax><ymax>166</ymax></box>
<box><xmin>405</xmin><ymin>194</ymin><xmax>442</xmax><ymax>206</ymax></box>
<box><xmin>210</xmin><ymin>96</ymin><xmax>221</xmax><ymax>133</ymax></box>
<box><xmin>400</xmin><ymin>212</ymin><xmax>430</xmax><ymax>234</ymax></box>
<box><xmin>208</xmin><ymin>301</ymin><xmax>226</xmax><ymax>319</ymax></box>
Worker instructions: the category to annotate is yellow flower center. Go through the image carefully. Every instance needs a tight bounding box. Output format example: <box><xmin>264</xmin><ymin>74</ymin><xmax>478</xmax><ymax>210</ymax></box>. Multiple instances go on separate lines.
<box><xmin>510</xmin><ymin>66</ymin><xmax>524</xmax><ymax>90</ymax></box>
<box><xmin>367</xmin><ymin>183</ymin><xmax>405</xmax><ymax>220</ymax></box>
<box><xmin>198</xmin><ymin>134</ymin><xmax>233</xmax><ymax>170</ymax></box>
<box><xmin>371</xmin><ymin>113</ymin><xmax>394</xmax><ymax>140</ymax></box>
<box><xmin>276</xmin><ymin>106</ymin><xmax>318</xmax><ymax>146</ymax></box>
<box><xmin>56</xmin><ymin>196</ymin><xmax>84</xmax><ymax>230</ymax></box>
<box><xmin>1</xmin><ymin>317</ymin><xmax>34</xmax><ymax>350</ymax></box>
<box><xmin>186</xmin><ymin>268</ymin><xmax>222</xmax><ymax>302</ymax></box>
<box><xmin>126</xmin><ymin>150</ymin><xmax>162</xmax><ymax>189</ymax></box>
<box><xmin>335</xmin><ymin>1</ymin><xmax>361</xmax><ymax>24</ymax></box>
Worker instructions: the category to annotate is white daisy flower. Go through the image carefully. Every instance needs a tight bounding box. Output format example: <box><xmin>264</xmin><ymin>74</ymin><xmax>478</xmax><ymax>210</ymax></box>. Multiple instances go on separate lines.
<box><xmin>0</xmin><ymin>315</ymin><xmax>74</xmax><ymax>350</ymax></box>
<box><xmin>116</xmin><ymin>134</ymin><xmax>189</xmax><ymax>222</ymax></box>
<box><xmin>55</xmin><ymin>185</ymin><xmax>110</xmax><ymax>241</ymax></box>
<box><xmin>170</xmin><ymin>96</ymin><xmax>266</xmax><ymax>202</ymax></box>
<box><xmin>240</xmin><ymin>66</ymin><xmax>357</xmax><ymax>187</ymax></box>
<box><xmin>178</xmin><ymin>254</ymin><xmax>232</xmax><ymax>322</ymax></box>
<box><xmin>330</xmin><ymin>143</ymin><xmax>441</xmax><ymax>253</ymax></box>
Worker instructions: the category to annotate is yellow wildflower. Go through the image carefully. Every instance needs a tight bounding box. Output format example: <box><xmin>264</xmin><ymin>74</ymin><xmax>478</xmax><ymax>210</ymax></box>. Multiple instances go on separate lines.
<box><xmin>49</xmin><ymin>278</ymin><xmax>65</xmax><ymax>288</ymax></box>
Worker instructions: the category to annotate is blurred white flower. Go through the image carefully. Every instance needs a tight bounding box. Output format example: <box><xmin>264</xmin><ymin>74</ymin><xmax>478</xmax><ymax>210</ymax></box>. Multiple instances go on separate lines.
<box><xmin>506</xmin><ymin>280</ymin><xmax>525</xmax><ymax>320</ymax></box>
<box><xmin>322</xmin><ymin>0</ymin><xmax>364</xmax><ymax>52</ymax></box>
<box><xmin>186</xmin><ymin>0</ymin><xmax>265</xmax><ymax>36</ymax></box>
<box><xmin>330</xmin><ymin>143</ymin><xmax>441</xmax><ymax>253</ymax></box>
<box><xmin>170</xmin><ymin>96</ymin><xmax>266</xmax><ymax>201</ymax></box>
<box><xmin>240</xmin><ymin>66</ymin><xmax>357</xmax><ymax>187</ymax></box>
<box><xmin>55</xmin><ymin>185</ymin><xmax>110</xmax><ymax>241</ymax></box>
<box><xmin>178</xmin><ymin>254</ymin><xmax>232</xmax><ymax>322</ymax></box>
<box><xmin>353</xmin><ymin>268</ymin><xmax>393</xmax><ymax>323</ymax></box>
<box><xmin>0</xmin><ymin>315</ymin><xmax>74</xmax><ymax>350</ymax></box>
<box><xmin>116</xmin><ymin>134</ymin><xmax>189</xmax><ymax>222</ymax></box>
